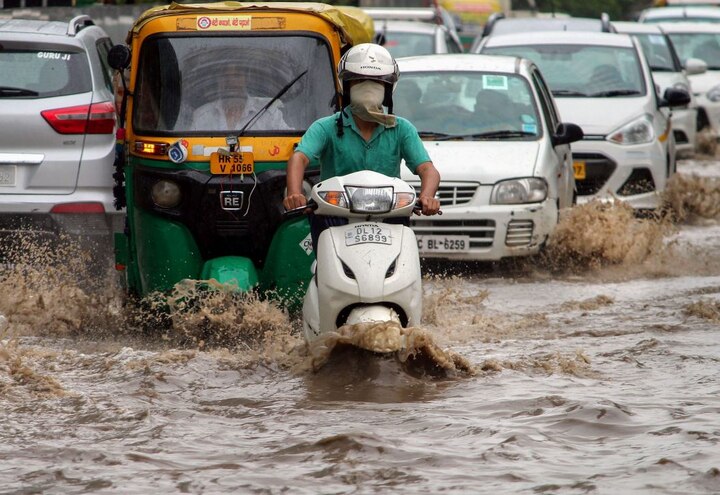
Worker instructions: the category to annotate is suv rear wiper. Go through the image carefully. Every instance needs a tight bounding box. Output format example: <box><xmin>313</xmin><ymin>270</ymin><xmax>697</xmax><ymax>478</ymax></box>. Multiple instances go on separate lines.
<box><xmin>434</xmin><ymin>130</ymin><xmax>537</xmax><ymax>141</ymax></box>
<box><xmin>551</xmin><ymin>89</ymin><xmax>588</xmax><ymax>97</ymax></box>
<box><xmin>589</xmin><ymin>89</ymin><xmax>642</xmax><ymax>97</ymax></box>
<box><xmin>0</xmin><ymin>86</ymin><xmax>39</xmax><ymax>97</ymax></box>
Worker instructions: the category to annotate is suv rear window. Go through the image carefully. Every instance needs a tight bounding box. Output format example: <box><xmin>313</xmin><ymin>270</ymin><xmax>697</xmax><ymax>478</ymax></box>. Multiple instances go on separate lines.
<box><xmin>0</xmin><ymin>49</ymin><xmax>91</xmax><ymax>98</ymax></box>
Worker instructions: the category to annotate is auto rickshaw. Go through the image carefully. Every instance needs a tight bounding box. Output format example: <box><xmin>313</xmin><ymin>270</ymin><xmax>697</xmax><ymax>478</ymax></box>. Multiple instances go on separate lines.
<box><xmin>107</xmin><ymin>2</ymin><xmax>373</xmax><ymax>305</ymax></box>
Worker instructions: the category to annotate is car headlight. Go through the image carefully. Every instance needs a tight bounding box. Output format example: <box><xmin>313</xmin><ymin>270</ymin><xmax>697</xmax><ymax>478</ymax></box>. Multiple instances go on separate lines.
<box><xmin>707</xmin><ymin>84</ymin><xmax>720</xmax><ymax>102</ymax></box>
<box><xmin>673</xmin><ymin>82</ymin><xmax>690</xmax><ymax>93</ymax></box>
<box><xmin>491</xmin><ymin>178</ymin><xmax>547</xmax><ymax>204</ymax></box>
<box><xmin>606</xmin><ymin>115</ymin><xmax>654</xmax><ymax>145</ymax></box>
<box><xmin>151</xmin><ymin>180</ymin><xmax>181</xmax><ymax>208</ymax></box>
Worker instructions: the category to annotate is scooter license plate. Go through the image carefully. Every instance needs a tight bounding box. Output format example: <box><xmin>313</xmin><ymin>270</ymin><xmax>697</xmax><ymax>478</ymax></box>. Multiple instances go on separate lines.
<box><xmin>345</xmin><ymin>224</ymin><xmax>392</xmax><ymax>246</ymax></box>
<box><xmin>210</xmin><ymin>151</ymin><xmax>254</xmax><ymax>175</ymax></box>
<box><xmin>417</xmin><ymin>235</ymin><xmax>470</xmax><ymax>253</ymax></box>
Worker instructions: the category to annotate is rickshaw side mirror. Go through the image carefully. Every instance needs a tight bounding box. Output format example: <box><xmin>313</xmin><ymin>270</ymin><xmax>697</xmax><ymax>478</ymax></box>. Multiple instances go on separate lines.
<box><xmin>373</xmin><ymin>32</ymin><xmax>386</xmax><ymax>46</ymax></box>
<box><xmin>108</xmin><ymin>44</ymin><xmax>131</xmax><ymax>70</ymax></box>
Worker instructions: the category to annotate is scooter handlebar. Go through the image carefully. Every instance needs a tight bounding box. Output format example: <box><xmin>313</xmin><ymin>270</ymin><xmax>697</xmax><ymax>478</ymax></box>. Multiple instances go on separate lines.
<box><xmin>283</xmin><ymin>199</ymin><xmax>318</xmax><ymax>219</ymax></box>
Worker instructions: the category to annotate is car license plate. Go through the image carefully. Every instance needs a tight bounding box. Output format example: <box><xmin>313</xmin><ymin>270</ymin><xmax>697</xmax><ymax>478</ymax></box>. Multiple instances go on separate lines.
<box><xmin>345</xmin><ymin>224</ymin><xmax>392</xmax><ymax>246</ymax></box>
<box><xmin>417</xmin><ymin>235</ymin><xmax>470</xmax><ymax>253</ymax></box>
<box><xmin>573</xmin><ymin>160</ymin><xmax>586</xmax><ymax>180</ymax></box>
<box><xmin>210</xmin><ymin>151</ymin><xmax>254</xmax><ymax>175</ymax></box>
<box><xmin>0</xmin><ymin>165</ymin><xmax>16</xmax><ymax>186</ymax></box>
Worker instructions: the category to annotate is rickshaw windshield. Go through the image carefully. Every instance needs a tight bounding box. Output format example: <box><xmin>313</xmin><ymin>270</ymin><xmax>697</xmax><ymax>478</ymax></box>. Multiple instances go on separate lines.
<box><xmin>133</xmin><ymin>34</ymin><xmax>337</xmax><ymax>135</ymax></box>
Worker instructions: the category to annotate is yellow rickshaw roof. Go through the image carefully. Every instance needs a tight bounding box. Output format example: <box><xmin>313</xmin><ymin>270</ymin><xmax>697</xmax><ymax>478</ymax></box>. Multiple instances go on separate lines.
<box><xmin>128</xmin><ymin>2</ymin><xmax>374</xmax><ymax>45</ymax></box>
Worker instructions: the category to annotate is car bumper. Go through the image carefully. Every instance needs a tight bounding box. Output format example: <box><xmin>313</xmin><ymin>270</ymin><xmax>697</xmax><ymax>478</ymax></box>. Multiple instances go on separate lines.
<box><xmin>409</xmin><ymin>196</ymin><xmax>558</xmax><ymax>261</ymax></box>
<box><xmin>695</xmin><ymin>94</ymin><xmax>720</xmax><ymax>132</ymax></box>
<box><xmin>572</xmin><ymin>139</ymin><xmax>667</xmax><ymax>210</ymax></box>
<box><xmin>671</xmin><ymin>107</ymin><xmax>697</xmax><ymax>153</ymax></box>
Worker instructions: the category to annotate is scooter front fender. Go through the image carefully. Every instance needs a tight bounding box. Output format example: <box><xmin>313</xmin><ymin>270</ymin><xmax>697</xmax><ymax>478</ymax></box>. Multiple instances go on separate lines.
<box><xmin>201</xmin><ymin>256</ymin><xmax>259</xmax><ymax>291</ymax></box>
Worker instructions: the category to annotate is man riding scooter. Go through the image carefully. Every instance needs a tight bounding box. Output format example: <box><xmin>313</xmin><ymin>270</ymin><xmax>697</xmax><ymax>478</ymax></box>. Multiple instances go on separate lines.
<box><xmin>283</xmin><ymin>43</ymin><xmax>441</xmax><ymax>249</ymax></box>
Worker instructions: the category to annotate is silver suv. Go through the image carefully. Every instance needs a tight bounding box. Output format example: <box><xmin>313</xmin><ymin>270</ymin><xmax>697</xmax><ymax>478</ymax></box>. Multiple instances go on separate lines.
<box><xmin>0</xmin><ymin>16</ymin><xmax>120</xmax><ymax>260</ymax></box>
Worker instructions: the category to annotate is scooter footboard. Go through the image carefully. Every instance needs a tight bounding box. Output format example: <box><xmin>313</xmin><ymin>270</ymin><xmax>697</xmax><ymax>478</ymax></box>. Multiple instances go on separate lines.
<box><xmin>316</xmin><ymin>223</ymin><xmax>422</xmax><ymax>332</ymax></box>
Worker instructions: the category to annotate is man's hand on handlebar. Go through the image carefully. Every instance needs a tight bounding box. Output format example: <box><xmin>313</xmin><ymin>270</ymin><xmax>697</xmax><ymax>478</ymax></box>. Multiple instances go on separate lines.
<box><xmin>283</xmin><ymin>193</ymin><xmax>307</xmax><ymax>211</ymax></box>
<box><xmin>416</xmin><ymin>195</ymin><xmax>441</xmax><ymax>216</ymax></box>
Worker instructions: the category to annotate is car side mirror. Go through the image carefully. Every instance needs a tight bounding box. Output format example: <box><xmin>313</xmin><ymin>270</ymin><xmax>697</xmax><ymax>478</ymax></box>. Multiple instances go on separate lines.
<box><xmin>685</xmin><ymin>57</ymin><xmax>707</xmax><ymax>76</ymax></box>
<box><xmin>553</xmin><ymin>123</ymin><xmax>584</xmax><ymax>146</ymax></box>
<box><xmin>108</xmin><ymin>44</ymin><xmax>131</xmax><ymax>71</ymax></box>
<box><xmin>660</xmin><ymin>87</ymin><xmax>691</xmax><ymax>108</ymax></box>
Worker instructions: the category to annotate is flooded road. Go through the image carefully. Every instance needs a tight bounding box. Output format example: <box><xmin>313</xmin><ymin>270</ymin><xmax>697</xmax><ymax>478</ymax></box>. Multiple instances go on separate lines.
<box><xmin>2</xmin><ymin>158</ymin><xmax>720</xmax><ymax>494</ymax></box>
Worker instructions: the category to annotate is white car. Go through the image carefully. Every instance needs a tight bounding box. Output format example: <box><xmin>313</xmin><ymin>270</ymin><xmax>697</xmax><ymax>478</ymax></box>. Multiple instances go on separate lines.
<box><xmin>394</xmin><ymin>54</ymin><xmax>583</xmax><ymax>261</ymax></box>
<box><xmin>614</xmin><ymin>21</ymin><xmax>705</xmax><ymax>154</ymax></box>
<box><xmin>372</xmin><ymin>20</ymin><xmax>463</xmax><ymax>58</ymax></box>
<box><xmin>639</xmin><ymin>6</ymin><xmax>720</xmax><ymax>24</ymax></box>
<box><xmin>660</xmin><ymin>22</ymin><xmax>720</xmax><ymax>133</ymax></box>
<box><xmin>0</xmin><ymin>17</ymin><xmax>122</xmax><ymax>262</ymax></box>
<box><xmin>479</xmin><ymin>31</ymin><xmax>690</xmax><ymax>210</ymax></box>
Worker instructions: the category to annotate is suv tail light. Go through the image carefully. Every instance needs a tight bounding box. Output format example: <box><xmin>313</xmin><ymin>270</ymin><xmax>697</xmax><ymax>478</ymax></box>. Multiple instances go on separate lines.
<box><xmin>42</xmin><ymin>102</ymin><xmax>116</xmax><ymax>135</ymax></box>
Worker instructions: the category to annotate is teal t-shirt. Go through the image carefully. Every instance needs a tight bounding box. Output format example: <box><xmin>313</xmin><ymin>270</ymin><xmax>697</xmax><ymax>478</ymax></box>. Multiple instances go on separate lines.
<box><xmin>295</xmin><ymin>107</ymin><xmax>431</xmax><ymax>181</ymax></box>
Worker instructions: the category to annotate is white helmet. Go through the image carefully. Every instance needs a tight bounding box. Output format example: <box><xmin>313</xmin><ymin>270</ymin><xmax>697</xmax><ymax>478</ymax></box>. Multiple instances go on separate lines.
<box><xmin>337</xmin><ymin>43</ymin><xmax>399</xmax><ymax>90</ymax></box>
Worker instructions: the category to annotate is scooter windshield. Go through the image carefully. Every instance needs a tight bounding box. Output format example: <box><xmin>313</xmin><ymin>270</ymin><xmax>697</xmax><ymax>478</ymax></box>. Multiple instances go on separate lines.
<box><xmin>132</xmin><ymin>34</ymin><xmax>337</xmax><ymax>136</ymax></box>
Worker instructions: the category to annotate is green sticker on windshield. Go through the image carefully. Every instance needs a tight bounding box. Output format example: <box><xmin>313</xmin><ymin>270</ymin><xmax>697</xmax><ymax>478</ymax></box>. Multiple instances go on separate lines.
<box><xmin>482</xmin><ymin>74</ymin><xmax>508</xmax><ymax>90</ymax></box>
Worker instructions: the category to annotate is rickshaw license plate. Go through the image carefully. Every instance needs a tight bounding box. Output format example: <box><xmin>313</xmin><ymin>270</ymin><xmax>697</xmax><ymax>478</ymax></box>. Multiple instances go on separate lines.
<box><xmin>210</xmin><ymin>152</ymin><xmax>254</xmax><ymax>175</ymax></box>
<box><xmin>417</xmin><ymin>235</ymin><xmax>469</xmax><ymax>253</ymax></box>
<box><xmin>345</xmin><ymin>224</ymin><xmax>392</xmax><ymax>246</ymax></box>
<box><xmin>573</xmin><ymin>160</ymin><xmax>586</xmax><ymax>180</ymax></box>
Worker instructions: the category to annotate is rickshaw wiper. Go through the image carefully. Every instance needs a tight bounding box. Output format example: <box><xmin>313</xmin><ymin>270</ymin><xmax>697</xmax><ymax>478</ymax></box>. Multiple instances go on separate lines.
<box><xmin>236</xmin><ymin>70</ymin><xmax>308</xmax><ymax>138</ymax></box>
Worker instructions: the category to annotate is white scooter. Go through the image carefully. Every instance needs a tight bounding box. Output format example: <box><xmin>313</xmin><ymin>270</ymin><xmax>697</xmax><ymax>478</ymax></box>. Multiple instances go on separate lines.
<box><xmin>287</xmin><ymin>171</ymin><xmax>423</xmax><ymax>344</ymax></box>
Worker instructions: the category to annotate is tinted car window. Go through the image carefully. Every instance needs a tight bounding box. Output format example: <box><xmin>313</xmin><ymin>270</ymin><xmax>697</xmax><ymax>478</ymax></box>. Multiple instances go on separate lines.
<box><xmin>484</xmin><ymin>44</ymin><xmax>646</xmax><ymax>97</ymax></box>
<box><xmin>96</xmin><ymin>38</ymin><xmax>114</xmax><ymax>92</ymax></box>
<box><xmin>0</xmin><ymin>49</ymin><xmax>91</xmax><ymax>98</ymax></box>
<box><xmin>384</xmin><ymin>32</ymin><xmax>435</xmax><ymax>57</ymax></box>
<box><xmin>633</xmin><ymin>33</ymin><xmax>678</xmax><ymax>71</ymax></box>
<box><xmin>667</xmin><ymin>32</ymin><xmax>720</xmax><ymax>68</ymax></box>
<box><xmin>394</xmin><ymin>71</ymin><xmax>542</xmax><ymax>138</ymax></box>
<box><xmin>133</xmin><ymin>35</ymin><xmax>336</xmax><ymax>134</ymax></box>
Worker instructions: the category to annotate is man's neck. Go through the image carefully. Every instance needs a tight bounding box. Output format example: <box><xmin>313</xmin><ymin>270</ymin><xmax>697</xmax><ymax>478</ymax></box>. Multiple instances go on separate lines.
<box><xmin>352</xmin><ymin>114</ymin><xmax>378</xmax><ymax>140</ymax></box>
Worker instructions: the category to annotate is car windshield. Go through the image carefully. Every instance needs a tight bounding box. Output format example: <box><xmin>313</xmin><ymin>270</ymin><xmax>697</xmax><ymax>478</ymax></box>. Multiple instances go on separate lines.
<box><xmin>132</xmin><ymin>35</ymin><xmax>336</xmax><ymax>135</ymax></box>
<box><xmin>633</xmin><ymin>33</ymin><xmax>679</xmax><ymax>71</ymax></box>
<box><xmin>483</xmin><ymin>44</ymin><xmax>646</xmax><ymax>97</ymax></box>
<box><xmin>666</xmin><ymin>32</ymin><xmax>720</xmax><ymax>69</ymax></box>
<box><xmin>382</xmin><ymin>32</ymin><xmax>435</xmax><ymax>57</ymax></box>
<box><xmin>0</xmin><ymin>49</ymin><xmax>91</xmax><ymax>98</ymax></box>
<box><xmin>394</xmin><ymin>71</ymin><xmax>542</xmax><ymax>139</ymax></box>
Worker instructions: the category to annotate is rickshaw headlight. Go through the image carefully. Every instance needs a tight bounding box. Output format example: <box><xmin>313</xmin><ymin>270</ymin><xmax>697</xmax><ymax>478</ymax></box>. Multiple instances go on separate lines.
<box><xmin>151</xmin><ymin>180</ymin><xmax>181</xmax><ymax>208</ymax></box>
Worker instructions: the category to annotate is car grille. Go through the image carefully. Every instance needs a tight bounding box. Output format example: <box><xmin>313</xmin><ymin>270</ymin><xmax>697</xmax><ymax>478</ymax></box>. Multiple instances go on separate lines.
<box><xmin>409</xmin><ymin>181</ymin><xmax>479</xmax><ymax>206</ymax></box>
<box><xmin>573</xmin><ymin>152</ymin><xmax>617</xmax><ymax>196</ymax></box>
<box><xmin>410</xmin><ymin>219</ymin><xmax>495</xmax><ymax>248</ymax></box>
<box><xmin>505</xmin><ymin>220</ymin><xmax>534</xmax><ymax>246</ymax></box>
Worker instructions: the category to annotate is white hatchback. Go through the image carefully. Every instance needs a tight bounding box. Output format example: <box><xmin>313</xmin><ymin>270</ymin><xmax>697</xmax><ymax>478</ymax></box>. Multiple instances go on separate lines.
<box><xmin>395</xmin><ymin>54</ymin><xmax>583</xmax><ymax>261</ymax></box>
<box><xmin>479</xmin><ymin>31</ymin><xmax>690</xmax><ymax>210</ymax></box>
<box><xmin>660</xmin><ymin>22</ymin><xmax>720</xmax><ymax>134</ymax></box>
<box><xmin>613</xmin><ymin>21</ymin><xmax>705</xmax><ymax>154</ymax></box>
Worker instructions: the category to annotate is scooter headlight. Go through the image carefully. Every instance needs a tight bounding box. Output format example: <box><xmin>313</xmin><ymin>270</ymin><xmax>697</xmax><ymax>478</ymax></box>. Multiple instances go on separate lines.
<box><xmin>491</xmin><ymin>178</ymin><xmax>547</xmax><ymax>204</ymax></box>
<box><xmin>151</xmin><ymin>180</ymin><xmax>181</xmax><ymax>208</ymax></box>
<box><xmin>345</xmin><ymin>186</ymin><xmax>394</xmax><ymax>213</ymax></box>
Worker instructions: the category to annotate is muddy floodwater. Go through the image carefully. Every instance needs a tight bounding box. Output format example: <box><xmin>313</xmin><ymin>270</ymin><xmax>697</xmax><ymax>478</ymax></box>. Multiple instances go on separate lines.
<box><xmin>2</xmin><ymin>158</ymin><xmax>720</xmax><ymax>494</ymax></box>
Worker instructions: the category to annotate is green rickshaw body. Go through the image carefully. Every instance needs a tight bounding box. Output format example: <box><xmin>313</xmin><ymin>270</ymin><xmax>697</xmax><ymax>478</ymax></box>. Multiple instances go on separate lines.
<box><xmin>113</xmin><ymin>2</ymin><xmax>373</xmax><ymax>305</ymax></box>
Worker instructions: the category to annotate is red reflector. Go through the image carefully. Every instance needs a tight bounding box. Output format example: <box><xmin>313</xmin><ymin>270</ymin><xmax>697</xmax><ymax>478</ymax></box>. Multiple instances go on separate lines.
<box><xmin>50</xmin><ymin>202</ymin><xmax>105</xmax><ymax>214</ymax></box>
<box><xmin>115</xmin><ymin>263</ymin><xmax>126</xmax><ymax>272</ymax></box>
<box><xmin>42</xmin><ymin>102</ymin><xmax>116</xmax><ymax>135</ymax></box>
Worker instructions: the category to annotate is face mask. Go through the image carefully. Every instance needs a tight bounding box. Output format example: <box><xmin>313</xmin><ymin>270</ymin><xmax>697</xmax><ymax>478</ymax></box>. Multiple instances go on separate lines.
<box><xmin>349</xmin><ymin>80</ymin><xmax>396</xmax><ymax>128</ymax></box>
